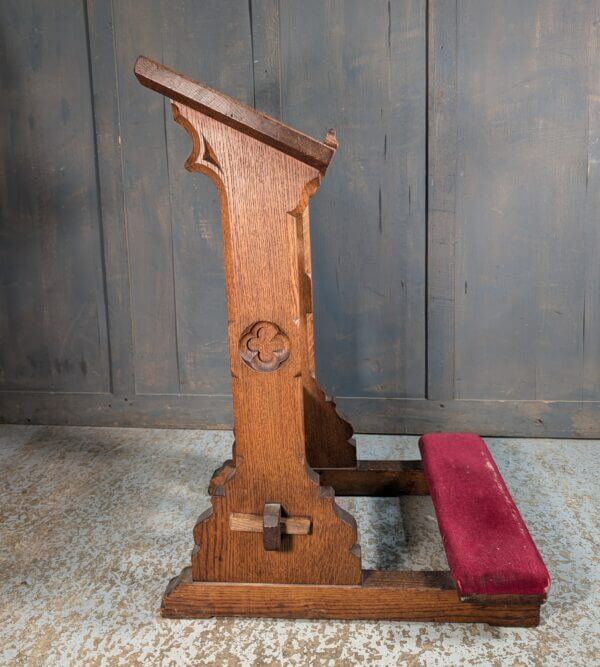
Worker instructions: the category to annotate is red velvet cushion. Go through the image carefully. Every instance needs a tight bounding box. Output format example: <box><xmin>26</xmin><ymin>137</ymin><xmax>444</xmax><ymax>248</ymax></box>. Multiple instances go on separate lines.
<box><xmin>419</xmin><ymin>433</ymin><xmax>550</xmax><ymax>598</ymax></box>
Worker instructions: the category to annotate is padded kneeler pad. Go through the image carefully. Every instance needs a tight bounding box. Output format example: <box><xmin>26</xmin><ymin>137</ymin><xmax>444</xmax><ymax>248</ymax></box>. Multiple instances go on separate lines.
<box><xmin>419</xmin><ymin>433</ymin><xmax>550</xmax><ymax>598</ymax></box>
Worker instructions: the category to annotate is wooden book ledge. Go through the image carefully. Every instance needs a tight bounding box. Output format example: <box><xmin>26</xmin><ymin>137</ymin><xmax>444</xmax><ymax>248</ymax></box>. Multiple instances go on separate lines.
<box><xmin>135</xmin><ymin>56</ymin><xmax>550</xmax><ymax>626</ymax></box>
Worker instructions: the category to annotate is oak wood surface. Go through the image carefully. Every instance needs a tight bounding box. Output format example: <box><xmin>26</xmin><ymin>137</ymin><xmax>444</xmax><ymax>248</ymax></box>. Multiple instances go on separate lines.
<box><xmin>161</xmin><ymin>567</ymin><xmax>542</xmax><ymax>626</ymax></box>
<box><xmin>316</xmin><ymin>460</ymin><xmax>429</xmax><ymax>496</ymax></box>
<box><xmin>230</xmin><ymin>513</ymin><xmax>311</xmax><ymax>535</ymax></box>
<box><xmin>134</xmin><ymin>56</ymin><xmax>335</xmax><ymax>173</ymax></box>
<box><xmin>149</xmin><ymin>95</ymin><xmax>362</xmax><ymax>585</ymax></box>
<box><xmin>213</xmin><ymin>459</ymin><xmax>428</xmax><ymax>497</ymax></box>
<box><xmin>294</xmin><ymin>190</ymin><xmax>357</xmax><ymax>468</ymax></box>
<box><xmin>262</xmin><ymin>503</ymin><xmax>283</xmax><ymax>551</ymax></box>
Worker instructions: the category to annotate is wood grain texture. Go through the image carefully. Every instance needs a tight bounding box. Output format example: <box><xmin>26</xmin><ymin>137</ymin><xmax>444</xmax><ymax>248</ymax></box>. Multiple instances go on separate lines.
<box><xmin>230</xmin><ymin>513</ymin><xmax>311</xmax><ymax>535</ymax></box>
<box><xmin>262</xmin><ymin>503</ymin><xmax>283</xmax><ymax>551</ymax></box>
<box><xmin>427</xmin><ymin>0</ymin><xmax>457</xmax><ymax>400</ymax></box>
<box><xmin>85</xmin><ymin>0</ymin><xmax>135</xmax><ymax>396</ymax></box>
<box><xmin>316</xmin><ymin>460</ymin><xmax>429</xmax><ymax>496</ymax></box>
<box><xmin>4</xmin><ymin>390</ymin><xmax>600</xmax><ymax>438</ymax></box>
<box><xmin>277</xmin><ymin>0</ymin><xmax>427</xmax><ymax>401</ymax></box>
<box><xmin>0</xmin><ymin>0</ymin><xmax>110</xmax><ymax>393</ymax></box>
<box><xmin>161</xmin><ymin>567</ymin><xmax>542</xmax><ymax>626</ymax></box>
<box><xmin>453</xmin><ymin>1</ymin><xmax>599</xmax><ymax>402</ymax></box>
<box><xmin>110</xmin><ymin>1</ymin><xmax>258</xmax><ymax>397</ymax></box>
<box><xmin>2</xmin><ymin>0</ymin><xmax>600</xmax><ymax>437</ymax></box>
<box><xmin>293</xmin><ymin>185</ymin><xmax>357</xmax><ymax>467</ymax></box>
<box><xmin>160</xmin><ymin>0</ymin><xmax>255</xmax><ymax>396</ymax></box>
<box><xmin>160</xmin><ymin>100</ymin><xmax>361</xmax><ymax>584</ymax></box>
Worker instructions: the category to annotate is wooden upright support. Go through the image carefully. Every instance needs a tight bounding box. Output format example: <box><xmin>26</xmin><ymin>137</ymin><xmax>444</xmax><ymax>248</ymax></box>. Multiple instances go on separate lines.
<box><xmin>135</xmin><ymin>55</ymin><xmax>359</xmax><ymax>587</ymax></box>
<box><xmin>135</xmin><ymin>56</ymin><xmax>548</xmax><ymax>626</ymax></box>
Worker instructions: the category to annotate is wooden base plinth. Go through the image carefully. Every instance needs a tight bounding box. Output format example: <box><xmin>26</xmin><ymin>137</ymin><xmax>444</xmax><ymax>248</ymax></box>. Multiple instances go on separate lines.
<box><xmin>161</xmin><ymin>568</ymin><xmax>542</xmax><ymax>626</ymax></box>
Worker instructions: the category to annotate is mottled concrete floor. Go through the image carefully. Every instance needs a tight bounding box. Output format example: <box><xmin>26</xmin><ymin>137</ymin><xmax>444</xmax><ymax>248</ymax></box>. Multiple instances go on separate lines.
<box><xmin>0</xmin><ymin>425</ymin><xmax>598</xmax><ymax>666</ymax></box>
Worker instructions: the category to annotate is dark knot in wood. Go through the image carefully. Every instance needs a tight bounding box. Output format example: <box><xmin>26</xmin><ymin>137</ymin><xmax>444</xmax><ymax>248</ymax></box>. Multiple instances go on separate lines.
<box><xmin>239</xmin><ymin>321</ymin><xmax>291</xmax><ymax>372</ymax></box>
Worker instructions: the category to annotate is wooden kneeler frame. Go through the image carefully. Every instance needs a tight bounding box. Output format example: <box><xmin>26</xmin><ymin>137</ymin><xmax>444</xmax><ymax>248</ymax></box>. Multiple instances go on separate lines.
<box><xmin>135</xmin><ymin>57</ymin><xmax>548</xmax><ymax>627</ymax></box>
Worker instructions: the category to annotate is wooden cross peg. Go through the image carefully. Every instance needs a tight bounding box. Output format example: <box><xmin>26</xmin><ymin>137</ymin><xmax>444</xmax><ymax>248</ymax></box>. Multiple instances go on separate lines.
<box><xmin>229</xmin><ymin>507</ymin><xmax>312</xmax><ymax>551</ymax></box>
<box><xmin>263</xmin><ymin>503</ymin><xmax>283</xmax><ymax>551</ymax></box>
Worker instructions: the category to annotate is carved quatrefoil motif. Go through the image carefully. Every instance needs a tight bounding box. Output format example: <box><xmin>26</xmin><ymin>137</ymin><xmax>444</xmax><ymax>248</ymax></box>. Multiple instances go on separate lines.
<box><xmin>239</xmin><ymin>321</ymin><xmax>291</xmax><ymax>372</ymax></box>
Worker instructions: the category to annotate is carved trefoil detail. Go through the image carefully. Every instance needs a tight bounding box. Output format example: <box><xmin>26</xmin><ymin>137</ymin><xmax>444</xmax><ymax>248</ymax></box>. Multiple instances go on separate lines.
<box><xmin>239</xmin><ymin>321</ymin><xmax>291</xmax><ymax>372</ymax></box>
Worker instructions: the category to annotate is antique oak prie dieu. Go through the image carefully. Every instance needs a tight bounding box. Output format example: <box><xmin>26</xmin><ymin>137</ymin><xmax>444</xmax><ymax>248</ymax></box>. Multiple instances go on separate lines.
<box><xmin>135</xmin><ymin>56</ymin><xmax>550</xmax><ymax>626</ymax></box>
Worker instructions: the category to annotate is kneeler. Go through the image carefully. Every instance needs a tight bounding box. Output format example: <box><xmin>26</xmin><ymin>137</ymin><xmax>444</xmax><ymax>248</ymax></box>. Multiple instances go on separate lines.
<box><xmin>135</xmin><ymin>57</ymin><xmax>550</xmax><ymax>626</ymax></box>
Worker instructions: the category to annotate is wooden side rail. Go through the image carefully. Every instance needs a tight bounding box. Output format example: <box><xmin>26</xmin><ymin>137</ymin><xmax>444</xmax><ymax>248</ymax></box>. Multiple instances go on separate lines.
<box><xmin>210</xmin><ymin>460</ymin><xmax>428</xmax><ymax>497</ymax></box>
<box><xmin>316</xmin><ymin>460</ymin><xmax>429</xmax><ymax>496</ymax></box>
<box><xmin>162</xmin><ymin>567</ymin><xmax>542</xmax><ymax>626</ymax></box>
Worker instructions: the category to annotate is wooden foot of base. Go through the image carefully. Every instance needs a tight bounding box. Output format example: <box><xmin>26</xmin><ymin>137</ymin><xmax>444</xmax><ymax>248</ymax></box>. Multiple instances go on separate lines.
<box><xmin>161</xmin><ymin>568</ymin><xmax>542</xmax><ymax>626</ymax></box>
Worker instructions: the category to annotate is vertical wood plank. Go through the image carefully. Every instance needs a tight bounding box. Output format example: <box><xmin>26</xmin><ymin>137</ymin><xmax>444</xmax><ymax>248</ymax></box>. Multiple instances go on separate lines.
<box><xmin>0</xmin><ymin>0</ymin><xmax>110</xmax><ymax>393</ymax></box>
<box><xmin>426</xmin><ymin>0</ymin><xmax>457</xmax><ymax>401</ymax></box>
<box><xmin>453</xmin><ymin>0</ymin><xmax>594</xmax><ymax>401</ymax></box>
<box><xmin>111</xmin><ymin>0</ymin><xmax>255</xmax><ymax>396</ymax></box>
<box><xmin>521</xmin><ymin>1</ymin><xmax>590</xmax><ymax>400</ymax></box>
<box><xmin>249</xmin><ymin>0</ymin><xmax>282</xmax><ymax>118</ymax></box>
<box><xmin>278</xmin><ymin>0</ymin><xmax>427</xmax><ymax>400</ymax></box>
<box><xmin>162</xmin><ymin>0</ymin><xmax>254</xmax><ymax>395</ymax></box>
<box><xmin>582</xmin><ymin>18</ymin><xmax>600</xmax><ymax>400</ymax></box>
<box><xmin>86</xmin><ymin>0</ymin><xmax>135</xmax><ymax>396</ymax></box>
<box><xmin>112</xmin><ymin>0</ymin><xmax>180</xmax><ymax>394</ymax></box>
